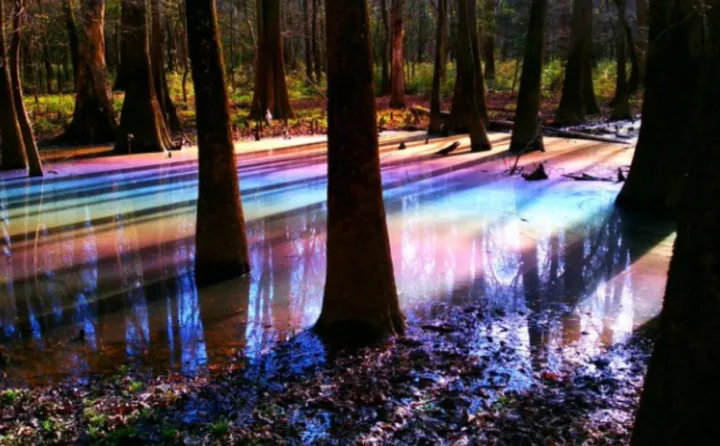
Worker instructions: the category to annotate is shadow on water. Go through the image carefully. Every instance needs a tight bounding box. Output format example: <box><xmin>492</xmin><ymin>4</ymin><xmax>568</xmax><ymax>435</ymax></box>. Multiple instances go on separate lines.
<box><xmin>0</xmin><ymin>139</ymin><xmax>674</xmax><ymax>388</ymax></box>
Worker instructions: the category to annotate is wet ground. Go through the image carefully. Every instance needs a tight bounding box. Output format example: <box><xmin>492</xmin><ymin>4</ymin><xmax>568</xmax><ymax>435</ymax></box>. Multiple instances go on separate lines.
<box><xmin>0</xmin><ymin>132</ymin><xmax>671</xmax><ymax>387</ymax></box>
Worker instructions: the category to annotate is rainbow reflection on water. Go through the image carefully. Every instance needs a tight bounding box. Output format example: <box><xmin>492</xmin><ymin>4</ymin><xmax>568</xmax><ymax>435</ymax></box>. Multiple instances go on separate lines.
<box><xmin>0</xmin><ymin>133</ymin><xmax>672</xmax><ymax>385</ymax></box>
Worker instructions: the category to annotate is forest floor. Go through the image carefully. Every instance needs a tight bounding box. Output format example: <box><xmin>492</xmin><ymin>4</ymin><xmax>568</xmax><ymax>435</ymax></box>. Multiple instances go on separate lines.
<box><xmin>0</xmin><ymin>304</ymin><xmax>656</xmax><ymax>445</ymax></box>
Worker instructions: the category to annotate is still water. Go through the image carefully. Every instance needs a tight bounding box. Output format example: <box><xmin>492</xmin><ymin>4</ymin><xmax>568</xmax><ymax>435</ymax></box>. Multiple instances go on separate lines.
<box><xmin>0</xmin><ymin>134</ymin><xmax>672</xmax><ymax>386</ymax></box>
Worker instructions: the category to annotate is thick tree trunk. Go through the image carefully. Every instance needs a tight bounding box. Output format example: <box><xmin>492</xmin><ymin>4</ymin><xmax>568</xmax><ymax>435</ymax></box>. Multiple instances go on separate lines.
<box><xmin>317</xmin><ymin>0</ymin><xmax>405</xmax><ymax>343</ymax></box>
<box><xmin>151</xmin><ymin>0</ymin><xmax>182</xmax><ymax>132</ymax></box>
<box><xmin>115</xmin><ymin>0</ymin><xmax>173</xmax><ymax>153</ymax></box>
<box><xmin>389</xmin><ymin>0</ymin><xmax>405</xmax><ymax>108</ymax></box>
<box><xmin>428</xmin><ymin>0</ymin><xmax>447</xmax><ymax>134</ymax></box>
<box><xmin>186</xmin><ymin>0</ymin><xmax>250</xmax><ymax>285</ymax></box>
<box><xmin>249</xmin><ymin>0</ymin><xmax>294</xmax><ymax>120</ymax></box>
<box><xmin>379</xmin><ymin>0</ymin><xmax>391</xmax><ymax>94</ymax></box>
<box><xmin>114</xmin><ymin>1</ymin><xmax>132</xmax><ymax>90</ymax></box>
<box><xmin>10</xmin><ymin>0</ymin><xmax>42</xmax><ymax>177</ymax></box>
<box><xmin>63</xmin><ymin>0</ymin><xmax>80</xmax><ymax>82</ymax></box>
<box><xmin>0</xmin><ymin>0</ymin><xmax>28</xmax><ymax>171</ymax></box>
<box><xmin>509</xmin><ymin>0</ymin><xmax>548</xmax><ymax>154</ymax></box>
<box><xmin>450</xmin><ymin>0</ymin><xmax>491</xmax><ymax>151</ymax></box>
<box><xmin>631</xmin><ymin>5</ymin><xmax>720</xmax><ymax>443</ymax></box>
<box><xmin>58</xmin><ymin>0</ymin><xmax>117</xmax><ymax>145</ymax></box>
<box><xmin>611</xmin><ymin>0</ymin><xmax>631</xmax><ymax>120</ymax></box>
<box><xmin>616</xmin><ymin>0</ymin><xmax>705</xmax><ymax>214</ymax></box>
<box><xmin>303</xmin><ymin>0</ymin><xmax>313</xmax><ymax>82</ymax></box>
<box><xmin>555</xmin><ymin>0</ymin><xmax>598</xmax><ymax>125</ymax></box>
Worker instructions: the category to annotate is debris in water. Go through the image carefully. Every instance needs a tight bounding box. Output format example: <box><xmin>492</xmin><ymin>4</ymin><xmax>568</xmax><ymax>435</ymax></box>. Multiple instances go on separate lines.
<box><xmin>522</xmin><ymin>163</ymin><xmax>549</xmax><ymax>181</ymax></box>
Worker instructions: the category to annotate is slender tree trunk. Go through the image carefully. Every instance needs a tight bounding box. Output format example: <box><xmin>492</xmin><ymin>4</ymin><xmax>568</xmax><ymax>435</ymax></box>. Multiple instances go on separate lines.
<box><xmin>249</xmin><ymin>0</ymin><xmax>294</xmax><ymax>120</ymax></box>
<box><xmin>468</xmin><ymin>0</ymin><xmax>490</xmax><ymax>125</ymax></box>
<box><xmin>115</xmin><ymin>0</ymin><xmax>173</xmax><ymax>153</ymax></box>
<box><xmin>186</xmin><ymin>0</ymin><xmax>250</xmax><ymax>284</ymax></box>
<box><xmin>389</xmin><ymin>0</ymin><xmax>405</xmax><ymax>108</ymax></box>
<box><xmin>616</xmin><ymin>0</ymin><xmax>705</xmax><ymax>214</ymax></box>
<box><xmin>450</xmin><ymin>0</ymin><xmax>491</xmax><ymax>151</ymax></box>
<box><xmin>63</xmin><ymin>0</ymin><xmax>80</xmax><ymax>83</ymax></box>
<box><xmin>317</xmin><ymin>0</ymin><xmax>405</xmax><ymax>343</ymax></box>
<box><xmin>482</xmin><ymin>0</ymin><xmax>497</xmax><ymax>81</ymax></box>
<box><xmin>510</xmin><ymin>0</ymin><xmax>548</xmax><ymax>154</ymax></box>
<box><xmin>151</xmin><ymin>0</ymin><xmax>182</xmax><ymax>132</ymax></box>
<box><xmin>10</xmin><ymin>0</ymin><xmax>42</xmax><ymax>176</ymax></box>
<box><xmin>311</xmin><ymin>0</ymin><xmax>322</xmax><ymax>81</ymax></box>
<box><xmin>631</xmin><ymin>5</ymin><xmax>720</xmax><ymax>443</ymax></box>
<box><xmin>0</xmin><ymin>0</ymin><xmax>28</xmax><ymax>171</ymax></box>
<box><xmin>428</xmin><ymin>0</ymin><xmax>447</xmax><ymax>134</ymax></box>
<box><xmin>555</xmin><ymin>0</ymin><xmax>598</xmax><ymax>125</ymax></box>
<box><xmin>634</xmin><ymin>0</ymin><xmax>648</xmax><ymax>89</ymax></box>
<box><xmin>380</xmin><ymin>0</ymin><xmax>391</xmax><ymax>94</ymax></box>
<box><xmin>611</xmin><ymin>0</ymin><xmax>631</xmax><ymax>120</ymax></box>
<box><xmin>58</xmin><ymin>0</ymin><xmax>117</xmax><ymax>145</ymax></box>
<box><xmin>303</xmin><ymin>0</ymin><xmax>313</xmax><ymax>82</ymax></box>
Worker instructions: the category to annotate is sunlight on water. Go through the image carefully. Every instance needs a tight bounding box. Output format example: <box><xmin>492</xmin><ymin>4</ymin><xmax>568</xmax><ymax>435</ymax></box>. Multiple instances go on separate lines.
<box><xmin>0</xmin><ymin>135</ymin><xmax>673</xmax><ymax>385</ymax></box>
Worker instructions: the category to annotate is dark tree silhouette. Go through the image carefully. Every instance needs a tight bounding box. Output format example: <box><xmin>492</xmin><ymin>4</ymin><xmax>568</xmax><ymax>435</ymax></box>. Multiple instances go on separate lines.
<box><xmin>115</xmin><ymin>0</ymin><xmax>173</xmax><ymax>153</ymax></box>
<box><xmin>186</xmin><ymin>0</ymin><xmax>251</xmax><ymax>284</ymax></box>
<box><xmin>389</xmin><ymin>0</ymin><xmax>405</xmax><ymax>108</ymax></box>
<box><xmin>509</xmin><ymin>0</ymin><xmax>548</xmax><ymax>154</ymax></box>
<box><xmin>249</xmin><ymin>0</ymin><xmax>294</xmax><ymax>120</ymax></box>
<box><xmin>631</xmin><ymin>4</ymin><xmax>720</xmax><ymax>442</ymax></box>
<box><xmin>58</xmin><ymin>0</ymin><xmax>118</xmax><ymax>146</ymax></box>
<box><xmin>316</xmin><ymin>0</ymin><xmax>405</xmax><ymax>342</ymax></box>
<box><xmin>616</xmin><ymin>0</ymin><xmax>705</xmax><ymax>214</ymax></box>
<box><xmin>151</xmin><ymin>0</ymin><xmax>182</xmax><ymax>132</ymax></box>
<box><xmin>428</xmin><ymin>0</ymin><xmax>447</xmax><ymax>134</ymax></box>
<box><xmin>611</xmin><ymin>0</ymin><xmax>631</xmax><ymax>120</ymax></box>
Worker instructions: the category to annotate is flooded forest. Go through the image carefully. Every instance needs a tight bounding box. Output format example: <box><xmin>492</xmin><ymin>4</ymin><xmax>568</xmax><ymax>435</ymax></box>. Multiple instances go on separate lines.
<box><xmin>0</xmin><ymin>0</ymin><xmax>718</xmax><ymax>444</ymax></box>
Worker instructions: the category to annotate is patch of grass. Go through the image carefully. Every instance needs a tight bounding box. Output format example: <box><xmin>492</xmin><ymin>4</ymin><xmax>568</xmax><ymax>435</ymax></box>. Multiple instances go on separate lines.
<box><xmin>128</xmin><ymin>380</ymin><xmax>143</xmax><ymax>393</ymax></box>
<box><xmin>41</xmin><ymin>418</ymin><xmax>57</xmax><ymax>433</ymax></box>
<box><xmin>1</xmin><ymin>389</ymin><xmax>20</xmax><ymax>405</ymax></box>
<box><xmin>159</xmin><ymin>423</ymin><xmax>178</xmax><ymax>441</ymax></box>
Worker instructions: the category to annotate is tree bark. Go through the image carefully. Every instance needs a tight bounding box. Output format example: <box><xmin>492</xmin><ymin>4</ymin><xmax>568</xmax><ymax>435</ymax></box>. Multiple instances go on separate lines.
<box><xmin>151</xmin><ymin>0</ymin><xmax>182</xmax><ymax>132</ymax></box>
<box><xmin>634</xmin><ymin>0</ymin><xmax>648</xmax><ymax>89</ymax></box>
<box><xmin>249</xmin><ymin>0</ymin><xmax>294</xmax><ymax>120</ymax></box>
<box><xmin>63</xmin><ymin>0</ymin><xmax>81</xmax><ymax>82</ymax></box>
<box><xmin>555</xmin><ymin>0</ymin><xmax>598</xmax><ymax>125</ymax></box>
<box><xmin>115</xmin><ymin>0</ymin><xmax>173</xmax><ymax>153</ymax></box>
<box><xmin>631</xmin><ymin>5</ymin><xmax>720</xmax><ymax>443</ymax></box>
<box><xmin>311</xmin><ymin>0</ymin><xmax>322</xmax><ymax>81</ymax></box>
<box><xmin>389</xmin><ymin>0</ymin><xmax>405</xmax><ymax>108</ymax></box>
<box><xmin>482</xmin><ymin>0</ymin><xmax>497</xmax><ymax>81</ymax></box>
<box><xmin>450</xmin><ymin>0</ymin><xmax>491</xmax><ymax>151</ymax></box>
<box><xmin>509</xmin><ymin>0</ymin><xmax>548</xmax><ymax>154</ymax></box>
<box><xmin>303</xmin><ymin>0</ymin><xmax>313</xmax><ymax>82</ymax></box>
<box><xmin>10</xmin><ymin>0</ymin><xmax>42</xmax><ymax>176</ymax></box>
<box><xmin>611</xmin><ymin>0</ymin><xmax>631</xmax><ymax>120</ymax></box>
<box><xmin>428</xmin><ymin>0</ymin><xmax>447</xmax><ymax>134</ymax></box>
<box><xmin>0</xmin><ymin>0</ymin><xmax>28</xmax><ymax>171</ymax></box>
<box><xmin>58</xmin><ymin>0</ymin><xmax>118</xmax><ymax>145</ymax></box>
<box><xmin>317</xmin><ymin>0</ymin><xmax>405</xmax><ymax>343</ymax></box>
<box><xmin>114</xmin><ymin>0</ymin><xmax>132</xmax><ymax>90</ymax></box>
<box><xmin>186</xmin><ymin>0</ymin><xmax>250</xmax><ymax>285</ymax></box>
<box><xmin>616</xmin><ymin>0</ymin><xmax>705</xmax><ymax>214</ymax></box>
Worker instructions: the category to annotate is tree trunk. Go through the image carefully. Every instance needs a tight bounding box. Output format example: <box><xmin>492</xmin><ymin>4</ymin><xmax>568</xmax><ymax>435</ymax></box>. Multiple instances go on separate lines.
<box><xmin>317</xmin><ymin>0</ymin><xmax>405</xmax><ymax>343</ymax></box>
<box><xmin>428</xmin><ymin>0</ymin><xmax>447</xmax><ymax>134</ymax></box>
<box><xmin>379</xmin><ymin>0</ymin><xmax>390</xmax><ymax>94</ymax></box>
<box><xmin>631</xmin><ymin>5</ymin><xmax>720</xmax><ymax>443</ymax></box>
<box><xmin>611</xmin><ymin>0</ymin><xmax>631</xmax><ymax>120</ymax></box>
<box><xmin>10</xmin><ymin>0</ymin><xmax>42</xmax><ymax>176</ymax></box>
<box><xmin>482</xmin><ymin>0</ymin><xmax>497</xmax><ymax>81</ymax></box>
<box><xmin>0</xmin><ymin>0</ymin><xmax>28</xmax><ymax>171</ymax></box>
<box><xmin>389</xmin><ymin>0</ymin><xmax>405</xmax><ymax>108</ymax></box>
<box><xmin>58</xmin><ymin>0</ymin><xmax>118</xmax><ymax>145</ymax></box>
<box><xmin>509</xmin><ymin>0</ymin><xmax>548</xmax><ymax>154</ymax></box>
<box><xmin>303</xmin><ymin>0</ymin><xmax>313</xmax><ymax>82</ymax></box>
<box><xmin>115</xmin><ymin>0</ymin><xmax>173</xmax><ymax>153</ymax></box>
<box><xmin>63</xmin><ymin>0</ymin><xmax>80</xmax><ymax>82</ymax></box>
<box><xmin>616</xmin><ymin>0</ymin><xmax>705</xmax><ymax>214</ymax></box>
<box><xmin>249</xmin><ymin>0</ymin><xmax>294</xmax><ymax>120</ymax></box>
<box><xmin>312</xmin><ymin>0</ymin><xmax>322</xmax><ymax>81</ymax></box>
<box><xmin>634</xmin><ymin>0</ymin><xmax>648</xmax><ymax>89</ymax></box>
<box><xmin>555</xmin><ymin>0</ymin><xmax>598</xmax><ymax>125</ymax></box>
<box><xmin>151</xmin><ymin>0</ymin><xmax>182</xmax><ymax>132</ymax></box>
<box><xmin>114</xmin><ymin>1</ymin><xmax>132</xmax><ymax>90</ymax></box>
<box><xmin>450</xmin><ymin>0</ymin><xmax>491</xmax><ymax>151</ymax></box>
<box><xmin>186</xmin><ymin>0</ymin><xmax>250</xmax><ymax>285</ymax></box>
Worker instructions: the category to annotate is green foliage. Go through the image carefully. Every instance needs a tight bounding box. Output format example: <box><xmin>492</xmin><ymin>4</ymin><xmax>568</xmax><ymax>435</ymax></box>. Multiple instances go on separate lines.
<box><xmin>209</xmin><ymin>419</ymin><xmax>229</xmax><ymax>437</ymax></box>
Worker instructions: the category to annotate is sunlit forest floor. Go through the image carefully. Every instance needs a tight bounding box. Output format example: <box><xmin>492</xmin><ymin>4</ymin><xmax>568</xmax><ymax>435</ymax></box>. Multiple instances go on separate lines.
<box><xmin>0</xmin><ymin>131</ymin><xmax>671</xmax><ymax>443</ymax></box>
<box><xmin>24</xmin><ymin>60</ymin><xmax>641</xmax><ymax>144</ymax></box>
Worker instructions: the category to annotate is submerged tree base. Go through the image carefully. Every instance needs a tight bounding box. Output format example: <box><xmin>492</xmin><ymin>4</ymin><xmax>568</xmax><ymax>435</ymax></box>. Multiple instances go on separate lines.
<box><xmin>314</xmin><ymin>317</ymin><xmax>404</xmax><ymax>348</ymax></box>
<box><xmin>194</xmin><ymin>262</ymin><xmax>250</xmax><ymax>287</ymax></box>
